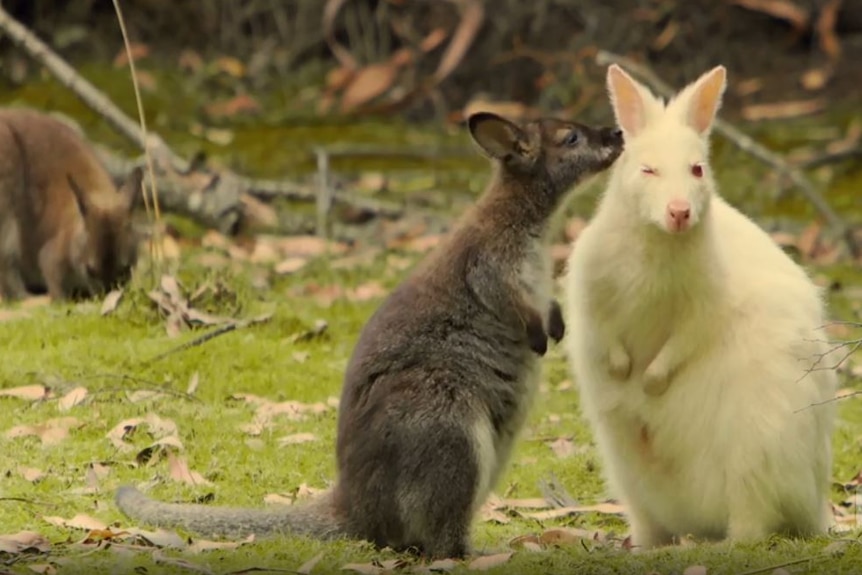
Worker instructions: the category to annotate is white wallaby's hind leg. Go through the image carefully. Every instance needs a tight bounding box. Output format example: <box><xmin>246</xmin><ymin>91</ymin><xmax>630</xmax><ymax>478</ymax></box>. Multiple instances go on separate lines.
<box><xmin>628</xmin><ymin>504</ymin><xmax>674</xmax><ymax>550</ymax></box>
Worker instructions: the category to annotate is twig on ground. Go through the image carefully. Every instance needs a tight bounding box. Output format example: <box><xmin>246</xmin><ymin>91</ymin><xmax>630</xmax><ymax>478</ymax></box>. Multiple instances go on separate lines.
<box><xmin>142</xmin><ymin>313</ymin><xmax>273</xmax><ymax>366</ymax></box>
<box><xmin>79</xmin><ymin>373</ymin><xmax>202</xmax><ymax>403</ymax></box>
<box><xmin>594</xmin><ymin>50</ymin><xmax>859</xmax><ymax>259</ymax></box>
<box><xmin>538</xmin><ymin>473</ymin><xmax>580</xmax><ymax>508</ymax></box>
<box><xmin>736</xmin><ymin>554</ymin><xmax>827</xmax><ymax>575</ymax></box>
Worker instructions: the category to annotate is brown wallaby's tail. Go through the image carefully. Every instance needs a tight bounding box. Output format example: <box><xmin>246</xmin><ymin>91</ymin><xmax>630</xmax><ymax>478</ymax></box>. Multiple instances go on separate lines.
<box><xmin>115</xmin><ymin>486</ymin><xmax>343</xmax><ymax>540</ymax></box>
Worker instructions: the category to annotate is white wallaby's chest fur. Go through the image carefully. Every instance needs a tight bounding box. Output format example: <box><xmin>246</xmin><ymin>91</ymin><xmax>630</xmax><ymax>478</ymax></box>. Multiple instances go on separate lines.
<box><xmin>563</xmin><ymin>64</ymin><xmax>838</xmax><ymax>548</ymax></box>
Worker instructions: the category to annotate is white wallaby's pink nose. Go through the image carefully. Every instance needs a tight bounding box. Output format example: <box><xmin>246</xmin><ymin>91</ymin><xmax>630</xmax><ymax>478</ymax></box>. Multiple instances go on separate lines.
<box><xmin>666</xmin><ymin>199</ymin><xmax>691</xmax><ymax>232</ymax></box>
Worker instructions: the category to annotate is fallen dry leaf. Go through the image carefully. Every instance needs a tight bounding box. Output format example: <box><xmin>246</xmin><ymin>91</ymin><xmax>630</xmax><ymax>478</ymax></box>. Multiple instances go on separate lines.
<box><xmin>43</xmin><ymin>514</ymin><xmax>107</xmax><ymax>532</ymax></box>
<box><xmin>187</xmin><ymin>372</ymin><xmax>200</xmax><ymax>395</ymax></box>
<box><xmin>741</xmin><ymin>98</ymin><xmax>826</xmax><ymax>122</ymax></box>
<box><xmin>539</xmin><ymin>527</ymin><xmax>595</xmax><ymax>546</ymax></box>
<box><xmin>19</xmin><ymin>467</ymin><xmax>45</xmax><ymax>483</ymax></box>
<box><xmin>278</xmin><ymin>433</ymin><xmax>317</xmax><ymax>446</ymax></box>
<box><xmin>275</xmin><ymin>257</ymin><xmax>308</xmax><ymax>275</ymax></box>
<box><xmin>58</xmin><ymin>386</ymin><xmax>88</xmax><ymax>411</ymax></box>
<box><xmin>682</xmin><ymin>566</ymin><xmax>708</xmax><ymax>575</ymax></box>
<box><xmin>188</xmin><ymin>535</ymin><xmax>253</xmax><ymax>554</ymax></box>
<box><xmin>101</xmin><ymin>289</ymin><xmax>124</xmax><ymax>315</ymax></box>
<box><xmin>26</xmin><ymin>563</ymin><xmax>57</xmax><ymax>575</ymax></box>
<box><xmin>816</xmin><ymin>0</ymin><xmax>843</xmax><ymax>60</ymax></box>
<box><xmin>0</xmin><ymin>530</ymin><xmax>51</xmax><ymax>554</ymax></box>
<box><xmin>468</xmin><ymin>552</ymin><xmax>513</xmax><ymax>571</ymax></box>
<box><xmin>298</xmin><ymin>551</ymin><xmax>325</xmax><ymax>574</ymax></box>
<box><xmin>0</xmin><ymin>384</ymin><xmax>50</xmax><ymax>401</ymax></box>
<box><xmin>547</xmin><ymin>437</ymin><xmax>578</xmax><ymax>458</ymax></box>
<box><xmin>340</xmin><ymin>62</ymin><xmax>400</xmax><ymax>113</ymax></box>
<box><xmin>7</xmin><ymin>417</ymin><xmax>80</xmax><ymax>446</ymax></box>
<box><xmin>113</xmin><ymin>42</ymin><xmax>150</xmax><ymax>67</ymax></box>
<box><xmin>432</xmin><ymin>0</ymin><xmax>484</xmax><ymax>84</ymax></box>
<box><xmin>167</xmin><ymin>451</ymin><xmax>213</xmax><ymax>486</ymax></box>
<box><xmin>204</xmin><ymin>94</ymin><xmax>261</xmax><ymax>119</ymax></box>
<box><xmin>730</xmin><ymin>0</ymin><xmax>810</xmax><ymax>33</ymax></box>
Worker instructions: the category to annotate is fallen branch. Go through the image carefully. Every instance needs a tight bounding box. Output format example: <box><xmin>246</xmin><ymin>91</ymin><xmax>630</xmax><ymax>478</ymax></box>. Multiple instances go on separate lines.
<box><xmin>142</xmin><ymin>313</ymin><xmax>274</xmax><ymax>366</ymax></box>
<box><xmin>93</xmin><ymin>146</ymin><xmax>405</xmax><ymax>222</ymax></box>
<box><xmin>594</xmin><ymin>50</ymin><xmax>859</xmax><ymax>259</ymax></box>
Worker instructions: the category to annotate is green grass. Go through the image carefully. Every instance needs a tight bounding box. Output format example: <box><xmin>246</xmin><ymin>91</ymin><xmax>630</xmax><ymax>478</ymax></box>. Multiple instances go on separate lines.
<box><xmin>0</xmin><ymin>242</ymin><xmax>861</xmax><ymax>575</ymax></box>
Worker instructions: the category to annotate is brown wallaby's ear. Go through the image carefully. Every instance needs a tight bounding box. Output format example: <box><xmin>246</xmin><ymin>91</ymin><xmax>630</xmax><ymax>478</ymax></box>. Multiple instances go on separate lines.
<box><xmin>67</xmin><ymin>174</ymin><xmax>90</xmax><ymax>217</ymax></box>
<box><xmin>467</xmin><ymin>112</ymin><xmax>529</xmax><ymax>162</ymax></box>
<box><xmin>119</xmin><ymin>166</ymin><xmax>144</xmax><ymax>212</ymax></box>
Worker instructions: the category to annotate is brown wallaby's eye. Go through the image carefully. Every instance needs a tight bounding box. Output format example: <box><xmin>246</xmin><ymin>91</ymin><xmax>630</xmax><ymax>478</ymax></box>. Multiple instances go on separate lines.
<box><xmin>562</xmin><ymin>130</ymin><xmax>579</xmax><ymax>147</ymax></box>
<box><xmin>691</xmin><ymin>163</ymin><xmax>704</xmax><ymax>178</ymax></box>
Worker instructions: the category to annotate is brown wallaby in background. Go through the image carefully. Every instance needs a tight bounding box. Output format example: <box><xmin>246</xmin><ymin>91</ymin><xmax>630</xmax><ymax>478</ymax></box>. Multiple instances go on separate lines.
<box><xmin>115</xmin><ymin>112</ymin><xmax>624</xmax><ymax>559</ymax></box>
<box><xmin>0</xmin><ymin>108</ymin><xmax>142</xmax><ymax>302</ymax></box>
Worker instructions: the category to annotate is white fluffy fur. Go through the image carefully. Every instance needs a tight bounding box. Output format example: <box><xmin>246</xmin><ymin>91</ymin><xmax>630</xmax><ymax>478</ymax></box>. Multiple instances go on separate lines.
<box><xmin>563</xmin><ymin>64</ymin><xmax>838</xmax><ymax>549</ymax></box>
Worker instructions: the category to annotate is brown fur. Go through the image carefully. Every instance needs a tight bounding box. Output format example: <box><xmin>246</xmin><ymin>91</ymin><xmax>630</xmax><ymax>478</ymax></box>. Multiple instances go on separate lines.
<box><xmin>0</xmin><ymin>108</ymin><xmax>142</xmax><ymax>301</ymax></box>
<box><xmin>115</xmin><ymin>113</ymin><xmax>624</xmax><ymax>559</ymax></box>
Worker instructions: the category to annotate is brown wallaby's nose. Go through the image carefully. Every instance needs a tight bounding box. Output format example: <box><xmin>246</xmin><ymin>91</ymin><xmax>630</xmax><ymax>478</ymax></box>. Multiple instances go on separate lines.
<box><xmin>600</xmin><ymin>126</ymin><xmax>624</xmax><ymax>146</ymax></box>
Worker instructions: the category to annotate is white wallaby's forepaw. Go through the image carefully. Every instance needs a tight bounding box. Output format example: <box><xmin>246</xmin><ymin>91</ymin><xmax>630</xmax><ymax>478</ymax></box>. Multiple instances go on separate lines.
<box><xmin>642</xmin><ymin>357</ymin><xmax>672</xmax><ymax>396</ymax></box>
<box><xmin>607</xmin><ymin>342</ymin><xmax>632</xmax><ymax>380</ymax></box>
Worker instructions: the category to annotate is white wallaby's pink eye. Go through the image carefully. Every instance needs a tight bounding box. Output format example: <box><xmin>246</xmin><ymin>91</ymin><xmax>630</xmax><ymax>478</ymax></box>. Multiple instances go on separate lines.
<box><xmin>641</xmin><ymin>165</ymin><xmax>657</xmax><ymax>176</ymax></box>
<box><xmin>691</xmin><ymin>163</ymin><xmax>704</xmax><ymax>178</ymax></box>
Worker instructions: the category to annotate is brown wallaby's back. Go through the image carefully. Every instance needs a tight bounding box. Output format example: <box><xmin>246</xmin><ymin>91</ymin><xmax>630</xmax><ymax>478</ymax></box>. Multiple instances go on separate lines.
<box><xmin>0</xmin><ymin>108</ymin><xmax>142</xmax><ymax>301</ymax></box>
<box><xmin>115</xmin><ymin>112</ymin><xmax>624</xmax><ymax>560</ymax></box>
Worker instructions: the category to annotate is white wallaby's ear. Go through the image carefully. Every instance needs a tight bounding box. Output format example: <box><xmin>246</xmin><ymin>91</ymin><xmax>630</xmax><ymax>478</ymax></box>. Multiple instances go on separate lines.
<box><xmin>467</xmin><ymin>112</ymin><xmax>528</xmax><ymax>161</ymax></box>
<box><xmin>673</xmin><ymin>65</ymin><xmax>727</xmax><ymax>135</ymax></box>
<box><xmin>606</xmin><ymin>64</ymin><xmax>660</xmax><ymax>137</ymax></box>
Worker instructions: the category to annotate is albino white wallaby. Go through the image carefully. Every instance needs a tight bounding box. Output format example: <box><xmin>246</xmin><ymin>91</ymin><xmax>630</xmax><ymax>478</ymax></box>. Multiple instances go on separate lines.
<box><xmin>563</xmin><ymin>64</ymin><xmax>838</xmax><ymax>549</ymax></box>
<box><xmin>116</xmin><ymin>112</ymin><xmax>624</xmax><ymax>559</ymax></box>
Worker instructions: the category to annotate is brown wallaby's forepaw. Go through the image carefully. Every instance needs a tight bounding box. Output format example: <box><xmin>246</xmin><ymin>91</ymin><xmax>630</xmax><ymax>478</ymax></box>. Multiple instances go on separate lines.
<box><xmin>548</xmin><ymin>300</ymin><xmax>565</xmax><ymax>343</ymax></box>
<box><xmin>525</xmin><ymin>311</ymin><xmax>548</xmax><ymax>356</ymax></box>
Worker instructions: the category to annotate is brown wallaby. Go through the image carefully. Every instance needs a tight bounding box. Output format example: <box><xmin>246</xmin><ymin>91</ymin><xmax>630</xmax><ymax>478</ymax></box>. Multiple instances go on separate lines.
<box><xmin>115</xmin><ymin>112</ymin><xmax>624</xmax><ymax>559</ymax></box>
<box><xmin>0</xmin><ymin>108</ymin><xmax>142</xmax><ymax>302</ymax></box>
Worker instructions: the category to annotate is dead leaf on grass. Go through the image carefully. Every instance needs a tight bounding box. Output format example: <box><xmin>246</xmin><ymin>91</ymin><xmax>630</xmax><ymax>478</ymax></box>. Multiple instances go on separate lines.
<box><xmin>19</xmin><ymin>467</ymin><xmax>45</xmax><ymax>483</ymax></box>
<box><xmin>682</xmin><ymin>566</ymin><xmax>708</xmax><ymax>575</ymax></box>
<box><xmin>127</xmin><ymin>390</ymin><xmax>167</xmax><ymax>403</ymax></box>
<box><xmin>275</xmin><ymin>257</ymin><xmax>308</xmax><ymax>275</ymax></box>
<box><xmin>187</xmin><ymin>372</ymin><xmax>200</xmax><ymax>395</ymax></box>
<box><xmin>100</xmin><ymin>289</ymin><xmax>124</xmax><ymax>316</ymax></box>
<box><xmin>26</xmin><ymin>563</ymin><xmax>57</xmax><ymax>575</ymax></box>
<box><xmin>538</xmin><ymin>527</ymin><xmax>595</xmax><ymax>546</ymax></box>
<box><xmin>58</xmin><ymin>386</ymin><xmax>88</xmax><ymax>411</ymax></box>
<box><xmin>188</xmin><ymin>535</ymin><xmax>253</xmax><ymax>554</ymax></box>
<box><xmin>741</xmin><ymin>98</ymin><xmax>826</xmax><ymax>121</ymax></box>
<box><xmin>278</xmin><ymin>433</ymin><xmax>318</xmax><ymax>446</ymax></box>
<box><xmin>0</xmin><ymin>531</ymin><xmax>51</xmax><ymax>554</ymax></box>
<box><xmin>43</xmin><ymin>514</ymin><xmax>107</xmax><ymax>531</ymax></box>
<box><xmin>106</xmin><ymin>414</ymin><xmax>178</xmax><ymax>451</ymax></box>
<box><xmin>0</xmin><ymin>384</ymin><xmax>50</xmax><ymax>401</ymax></box>
<box><xmin>263</xmin><ymin>493</ymin><xmax>295</xmax><ymax>506</ymax></box>
<box><xmin>467</xmin><ymin>552</ymin><xmax>513</xmax><ymax>571</ymax></box>
<box><xmin>7</xmin><ymin>416</ymin><xmax>80</xmax><ymax>446</ymax></box>
<box><xmin>298</xmin><ymin>551</ymin><xmax>325</xmax><ymax>574</ymax></box>
<box><xmin>167</xmin><ymin>451</ymin><xmax>213</xmax><ymax>486</ymax></box>
<box><xmin>547</xmin><ymin>437</ymin><xmax>578</xmax><ymax>458</ymax></box>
